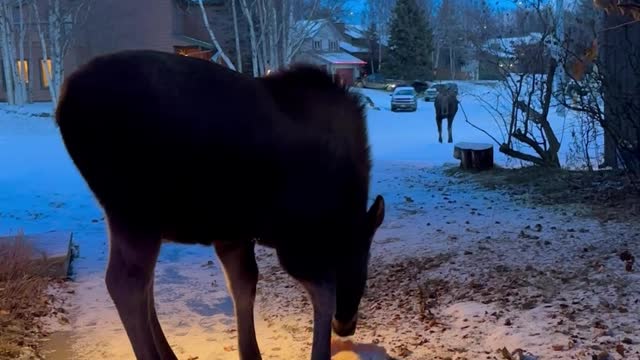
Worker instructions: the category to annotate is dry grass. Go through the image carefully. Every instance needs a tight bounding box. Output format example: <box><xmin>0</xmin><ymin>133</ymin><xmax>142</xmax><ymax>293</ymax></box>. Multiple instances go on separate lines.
<box><xmin>444</xmin><ymin>165</ymin><xmax>640</xmax><ymax>221</ymax></box>
<box><xmin>0</xmin><ymin>232</ymin><xmax>52</xmax><ymax>359</ymax></box>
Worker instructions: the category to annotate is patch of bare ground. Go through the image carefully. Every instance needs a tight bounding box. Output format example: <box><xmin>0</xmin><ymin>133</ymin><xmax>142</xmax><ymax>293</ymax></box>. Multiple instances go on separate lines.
<box><xmin>444</xmin><ymin>165</ymin><xmax>640</xmax><ymax>222</ymax></box>
<box><xmin>0</xmin><ymin>234</ymin><xmax>69</xmax><ymax>359</ymax></box>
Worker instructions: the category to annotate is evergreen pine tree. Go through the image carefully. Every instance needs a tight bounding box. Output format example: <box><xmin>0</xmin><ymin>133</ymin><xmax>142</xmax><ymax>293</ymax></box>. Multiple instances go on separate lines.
<box><xmin>385</xmin><ymin>0</ymin><xmax>434</xmax><ymax>80</ymax></box>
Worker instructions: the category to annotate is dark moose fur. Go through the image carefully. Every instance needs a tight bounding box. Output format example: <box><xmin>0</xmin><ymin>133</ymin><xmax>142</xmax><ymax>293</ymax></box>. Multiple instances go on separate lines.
<box><xmin>55</xmin><ymin>50</ymin><xmax>385</xmax><ymax>360</ymax></box>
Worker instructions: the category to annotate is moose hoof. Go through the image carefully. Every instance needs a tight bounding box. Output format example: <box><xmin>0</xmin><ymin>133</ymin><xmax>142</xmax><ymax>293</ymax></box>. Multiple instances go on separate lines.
<box><xmin>332</xmin><ymin>317</ymin><xmax>357</xmax><ymax>337</ymax></box>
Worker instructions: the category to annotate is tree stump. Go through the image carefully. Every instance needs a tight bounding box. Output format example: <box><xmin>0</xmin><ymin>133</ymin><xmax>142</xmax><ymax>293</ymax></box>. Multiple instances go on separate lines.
<box><xmin>453</xmin><ymin>142</ymin><xmax>494</xmax><ymax>171</ymax></box>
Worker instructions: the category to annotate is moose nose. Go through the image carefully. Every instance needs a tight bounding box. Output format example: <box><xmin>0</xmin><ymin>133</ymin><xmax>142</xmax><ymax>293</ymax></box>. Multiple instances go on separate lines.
<box><xmin>332</xmin><ymin>315</ymin><xmax>357</xmax><ymax>337</ymax></box>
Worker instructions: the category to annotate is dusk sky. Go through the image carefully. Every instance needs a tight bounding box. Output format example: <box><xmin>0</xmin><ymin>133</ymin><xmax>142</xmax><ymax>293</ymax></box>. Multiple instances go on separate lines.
<box><xmin>343</xmin><ymin>0</ymin><xmax>568</xmax><ymax>24</ymax></box>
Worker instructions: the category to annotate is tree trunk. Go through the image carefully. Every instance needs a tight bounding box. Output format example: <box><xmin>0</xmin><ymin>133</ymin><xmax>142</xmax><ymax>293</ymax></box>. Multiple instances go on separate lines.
<box><xmin>239</xmin><ymin>0</ymin><xmax>259</xmax><ymax>76</ymax></box>
<box><xmin>32</xmin><ymin>1</ymin><xmax>56</xmax><ymax>106</ymax></box>
<box><xmin>270</xmin><ymin>2</ymin><xmax>279</xmax><ymax>70</ymax></box>
<box><xmin>0</xmin><ymin>7</ymin><xmax>16</xmax><ymax>105</ymax></box>
<box><xmin>377</xmin><ymin>40</ymin><xmax>382</xmax><ymax>72</ymax></box>
<box><xmin>231</xmin><ymin>0</ymin><xmax>243</xmax><ymax>73</ymax></box>
<box><xmin>256</xmin><ymin>0</ymin><xmax>268</xmax><ymax>75</ymax></box>
<box><xmin>449</xmin><ymin>46</ymin><xmax>455</xmax><ymax>80</ymax></box>
<box><xmin>49</xmin><ymin>0</ymin><xmax>65</xmax><ymax>105</ymax></box>
<box><xmin>281</xmin><ymin>0</ymin><xmax>288</xmax><ymax>67</ymax></box>
<box><xmin>2</xmin><ymin>0</ymin><xmax>26</xmax><ymax>105</ymax></box>
<box><xmin>197</xmin><ymin>0</ymin><xmax>236</xmax><ymax>70</ymax></box>
<box><xmin>599</xmin><ymin>11</ymin><xmax>640</xmax><ymax>172</ymax></box>
<box><xmin>454</xmin><ymin>142</ymin><xmax>494</xmax><ymax>171</ymax></box>
<box><xmin>434</xmin><ymin>43</ymin><xmax>440</xmax><ymax>74</ymax></box>
<box><xmin>16</xmin><ymin>0</ymin><xmax>28</xmax><ymax>103</ymax></box>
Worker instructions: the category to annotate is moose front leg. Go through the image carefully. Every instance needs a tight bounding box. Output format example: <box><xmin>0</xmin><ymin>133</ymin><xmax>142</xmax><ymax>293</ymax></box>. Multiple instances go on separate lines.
<box><xmin>214</xmin><ymin>242</ymin><xmax>262</xmax><ymax>360</ymax></box>
<box><xmin>447</xmin><ymin>116</ymin><xmax>454</xmax><ymax>143</ymax></box>
<box><xmin>300</xmin><ymin>280</ymin><xmax>336</xmax><ymax>360</ymax></box>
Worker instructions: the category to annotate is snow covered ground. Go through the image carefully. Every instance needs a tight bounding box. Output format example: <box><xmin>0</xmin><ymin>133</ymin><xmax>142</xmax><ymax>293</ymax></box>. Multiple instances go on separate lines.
<box><xmin>0</xmin><ymin>85</ymin><xmax>637</xmax><ymax>360</ymax></box>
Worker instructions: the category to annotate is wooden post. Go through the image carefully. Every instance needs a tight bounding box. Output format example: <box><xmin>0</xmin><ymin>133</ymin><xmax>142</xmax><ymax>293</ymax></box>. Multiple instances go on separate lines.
<box><xmin>453</xmin><ymin>142</ymin><xmax>494</xmax><ymax>171</ymax></box>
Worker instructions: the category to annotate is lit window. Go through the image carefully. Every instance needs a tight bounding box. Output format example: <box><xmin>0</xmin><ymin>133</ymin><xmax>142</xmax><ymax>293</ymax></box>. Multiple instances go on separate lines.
<box><xmin>16</xmin><ymin>60</ymin><xmax>29</xmax><ymax>83</ymax></box>
<box><xmin>40</xmin><ymin>59</ymin><xmax>52</xmax><ymax>88</ymax></box>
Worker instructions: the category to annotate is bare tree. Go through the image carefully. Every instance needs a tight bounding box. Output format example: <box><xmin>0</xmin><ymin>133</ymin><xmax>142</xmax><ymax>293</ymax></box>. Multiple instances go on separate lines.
<box><xmin>197</xmin><ymin>0</ymin><xmax>236</xmax><ymax>70</ymax></box>
<box><xmin>468</xmin><ymin>4</ymin><xmax>565</xmax><ymax>167</ymax></box>
<box><xmin>365</xmin><ymin>0</ymin><xmax>393</xmax><ymax>72</ymax></box>
<box><xmin>231</xmin><ymin>0</ymin><xmax>243</xmax><ymax>73</ymax></box>
<box><xmin>434</xmin><ymin>0</ymin><xmax>466</xmax><ymax>79</ymax></box>
<box><xmin>0</xmin><ymin>0</ymin><xmax>28</xmax><ymax>105</ymax></box>
<box><xmin>31</xmin><ymin>0</ymin><xmax>92</xmax><ymax>107</ymax></box>
<box><xmin>238</xmin><ymin>0</ymin><xmax>259</xmax><ymax>75</ymax></box>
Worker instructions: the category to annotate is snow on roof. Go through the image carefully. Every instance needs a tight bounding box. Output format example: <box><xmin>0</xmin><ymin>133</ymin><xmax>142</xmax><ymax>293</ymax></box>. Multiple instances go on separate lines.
<box><xmin>293</xmin><ymin>19</ymin><xmax>329</xmax><ymax>39</ymax></box>
<box><xmin>315</xmin><ymin>52</ymin><xmax>366</xmax><ymax>65</ymax></box>
<box><xmin>344</xmin><ymin>24</ymin><xmax>366</xmax><ymax>39</ymax></box>
<box><xmin>342</xmin><ymin>24</ymin><xmax>389</xmax><ymax>46</ymax></box>
<box><xmin>340</xmin><ymin>41</ymin><xmax>368</xmax><ymax>53</ymax></box>
<box><xmin>483</xmin><ymin>32</ymin><xmax>553</xmax><ymax>58</ymax></box>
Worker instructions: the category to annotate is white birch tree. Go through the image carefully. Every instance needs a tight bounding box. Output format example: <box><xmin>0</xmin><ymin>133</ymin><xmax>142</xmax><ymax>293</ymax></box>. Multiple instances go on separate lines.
<box><xmin>197</xmin><ymin>0</ymin><xmax>236</xmax><ymax>70</ymax></box>
<box><xmin>231</xmin><ymin>0</ymin><xmax>243</xmax><ymax>72</ymax></box>
<box><xmin>31</xmin><ymin>0</ymin><xmax>92</xmax><ymax>108</ymax></box>
<box><xmin>0</xmin><ymin>0</ymin><xmax>28</xmax><ymax>105</ymax></box>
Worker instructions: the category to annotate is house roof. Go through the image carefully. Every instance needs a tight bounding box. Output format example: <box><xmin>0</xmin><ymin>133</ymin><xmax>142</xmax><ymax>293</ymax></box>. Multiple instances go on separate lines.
<box><xmin>344</xmin><ymin>24</ymin><xmax>366</xmax><ymax>39</ymax></box>
<box><xmin>174</xmin><ymin>35</ymin><xmax>214</xmax><ymax>49</ymax></box>
<box><xmin>293</xmin><ymin>19</ymin><xmax>330</xmax><ymax>39</ymax></box>
<box><xmin>342</xmin><ymin>24</ymin><xmax>389</xmax><ymax>46</ymax></box>
<box><xmin>340</xmin><ymin>41</ymin><xmax>368</xmax><ymax>53</ymax></box>
<box><xmin>483</xmin><ymin>32</ymin><xmax>554</xmax><ymax>58</ymax></box>
<box><xmin>315</xmin><ymin>52</ymin><xmax>366</xmax><ymax>65</ymax></box>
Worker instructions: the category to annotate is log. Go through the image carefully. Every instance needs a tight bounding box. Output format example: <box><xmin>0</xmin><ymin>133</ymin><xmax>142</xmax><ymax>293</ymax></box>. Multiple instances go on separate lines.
<box><xmin>453</xmin><ymin>142</ymin><xmax>494</xmax><ymax>171</ymax></box>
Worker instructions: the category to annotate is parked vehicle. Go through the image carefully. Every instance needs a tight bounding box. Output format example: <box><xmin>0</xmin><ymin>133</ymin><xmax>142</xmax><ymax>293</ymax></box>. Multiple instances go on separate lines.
<box><xmin>423</xmin><ymin>84</ymin><xmax>439</xmax><ymax>101</ymax></box>
<box><xmin>390</xmin><ymin>86</ymin><xmax>417</xmax><ymax>112</ymax></box>
<box><xmin>424</xmin><ymin>82</ymin><xmax>458</xmax><ymax>101</ymax></box>
<box><xmin>361</xmin><ymin>73</ymin><xmax>404</xmax><ymax>91</ymax></box>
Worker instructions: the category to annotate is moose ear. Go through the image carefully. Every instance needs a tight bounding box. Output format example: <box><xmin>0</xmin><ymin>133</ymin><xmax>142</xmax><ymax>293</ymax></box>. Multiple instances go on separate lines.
<box><xmin>367</xmin><ymin>195</ymin><xmax>385</xmax><ymax>230</ymax></box>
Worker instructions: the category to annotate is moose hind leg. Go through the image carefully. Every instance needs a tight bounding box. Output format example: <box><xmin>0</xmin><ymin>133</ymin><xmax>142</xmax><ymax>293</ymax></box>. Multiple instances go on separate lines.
<box><xmin>215</xmin><ymin>242</ymin><xmax>262</xmax><ymax>360</ymax></box>
<box><xmin>447</xmin><ymin>116</ymin><xmax>454</xmax><ymax>143</ymax></box>
<box><xmin>105</xmin><ymin>218</ymin><xmax>166</xmax><ymax>360</ymax></box>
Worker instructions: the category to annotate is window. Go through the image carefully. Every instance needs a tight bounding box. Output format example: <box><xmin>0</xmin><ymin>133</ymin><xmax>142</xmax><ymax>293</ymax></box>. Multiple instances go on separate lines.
<box><xmin>40</xmin><ymin>59</ymin><xmax>52</xmax><ymax>88</ymax></box>
<box><xmin>16</xmin><ymin>60</ymin><xmax>29</xmax><ymax>83</ymax></box>
<box><xmin>312</xmin><ymin>40</ymin><xmax>322</xmax><ymax>50</ymax></box>
<box><xmin>329</xmin><ymin>40</ymin><xmax>339</xmax><ymax>51</ymax></box>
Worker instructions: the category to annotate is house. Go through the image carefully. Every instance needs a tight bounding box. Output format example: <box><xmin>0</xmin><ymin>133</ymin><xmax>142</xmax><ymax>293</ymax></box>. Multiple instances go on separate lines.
<box><xmin>481</xmin><ymin>32</ymin><xmax>553</xmax><ymax>75</ymax></box>
<box><xmin>1</xmin><ymin>0</ymin><xmax>245</xmax><ymax>102</ymax></box>
<box><xmin>292</xmin><ymin>19</ymin><xmax>366</xmax><ymax>86</ymax></box>
<box><xmin>81</xmin><ymin>0</ymin><xmax>245</xmax><ymax>67</ymax></box>
<box><xmin>335</xmin><ymin>23</ymin><xmax>391</xmax><ymax>76</ymax></box>
<box><xmin>334</xmin><ymin>24</ymin><xmax>369</xmax><ymax>62</ymax></box>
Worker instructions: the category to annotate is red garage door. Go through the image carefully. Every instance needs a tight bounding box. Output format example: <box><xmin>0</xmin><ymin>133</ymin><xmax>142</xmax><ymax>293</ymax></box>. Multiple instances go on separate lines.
<box><xmin>334</xmin><ymin>68</ymin><xmax>354</xmax><ymax>86</ymax></box>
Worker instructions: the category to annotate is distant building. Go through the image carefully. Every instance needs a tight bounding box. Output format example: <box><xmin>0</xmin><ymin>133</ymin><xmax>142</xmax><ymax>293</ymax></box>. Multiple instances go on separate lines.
<box><xmin>480</xmin><ymin>32</ymin><xmax>553</xmax><ymax>76</ymax></box>
<box><xmin>292</xmin><ymin>19</ymin><xmax>366</xmax><ymax>86</ymax></box>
